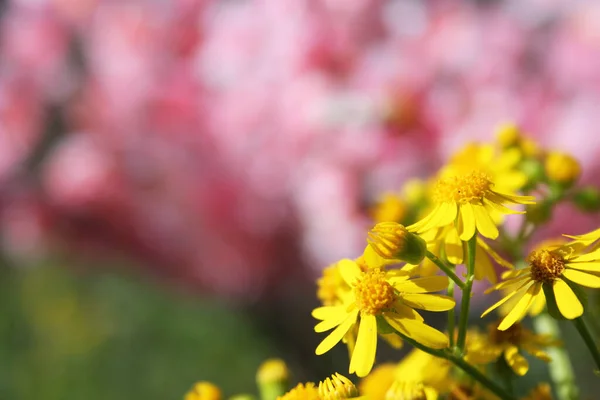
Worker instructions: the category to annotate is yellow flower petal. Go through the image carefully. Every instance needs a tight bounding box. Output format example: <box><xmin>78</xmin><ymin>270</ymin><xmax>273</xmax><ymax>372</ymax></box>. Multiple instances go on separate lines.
<box><xmin>316</xmin><ymin>309</ymin><xmax>359</xmax><ymax>355</ymax></box>
<box><xmin>569</xmin><ymin>249</ymin><xmax>600</xmax><ymax>263</ymax></box>
<box><xmin>465</xmin><ymin>345</ymin><xmax>503</xmax><ymax>364</ymax></box>
<box><xmin>563</xmin><ymin>268</ymin><xmax>600</xmax><ymax>288</ymax></box>
<box><xmin>483</xmin><ymin>197</ymin><xmax>525</xmax><ymax>215</ymax></box>
<box><xmin>437</xmin><ymin>202</ymin><xmax>459</xmax><ymax>226</ymax></box>
<box><xmin>459</xmin><ymin>203</ymin><xmax>476</xmax><ymax>241</ymax></box>
<box><xmin>484</xmin><ymin>273</ymin><xmax>531</xmax><ymax>294</ymax></box>
<box><xmin>315</xmin><ymin>310</ymin><xmax>354</xmax><ymax>333</ymax></box>
<box><xmin>474</xmin><ymin>249</ymin><xmax>497</xmax><ymax>284</ymax></box>
<box><xmin>391</xmin><ymin>300</ymin><xmax>424</xmax><ymax>321</ymax></box>
<box><xmin>481</xmin><ymin>280</ymin><xmax>533</xmax><ymax>317</ymax></box>
<box><xmin>504</xmin><ymin>345</ymin><xmax>529</xmax><ymax>376</ymax></box>
<box><xmin>363</xmin><ymin>245</ymin><xmax>396</xmax><ymax>268</ymax></box>
<box><xmin>383</xmin><ymin>312</ymin><xmax>449</xmax><ymax>349</ymax></box>
<box><xmin>566</xmin><ymin>262</ymin><xmax>600</xmax><ymax>272</ymax></box>
<box><xmin>349</xmin><ymin>314</ymin><xmax>377</xmax><ymax>377</ymax></box>
<box><xmin>407</xmin><ymin>205</ymin><xmax>443</xmax><ymax>233</ymax></box>
<box><xmin>400</xmin><ymin>293</ymin><xmax>455</xmax><ymax>311</ymax></box>
<box><xmin>312</xmin><ymin>306</ymin><xmax>345</xmax><ymax>321</ymax></box>
<box><xmin>472</xmin><ymin>204</ymin><xmax>499</xmax><ymax>239</ymax></box>
<box><xmin>339</xmin><ymin>259</ymin><xmax>361</xmax><ymax>286</ymax></box>
<box><xmin>553</xmin><ymin>279</ymin><xmax>583</xmax><ymax>319</ymax></box>
<box><xmin>391</xmin><ymin>276</ymin><xmax>449</xmax><ymax>293</ymax></box>
<box><xmin>444</xmin><ymin>227</ymin><xmax>463</xmax><ymax>264</ymax></box>
<box><xmin>498</xmin><ymin>282</ymin><xmax>541</xmax><ymax>330</ymax></box>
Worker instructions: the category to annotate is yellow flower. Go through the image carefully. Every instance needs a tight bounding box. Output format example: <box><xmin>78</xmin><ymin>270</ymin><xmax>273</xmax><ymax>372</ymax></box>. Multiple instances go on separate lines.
<box><xmin>545</xmin><ymin>152</ymin><xmax>581</xmax><ymax>185</ymax></box>
<box><xmin>277</xmin><ymin>383</ymin><xmax>320</xmax><ymax>400</ymax></box>
<box><xmin>482</xmin><ymin>233</ymin><xmax>600</xmax><ymax>330</ymax></box>
<box><xmin>358</xmin><ymin>363</ymin><xmax>397</xmax><ymax>400</ymax></box>
<box><xmin>184</xmin><ymin>382</ymin><xmax>222</xmax><ymax>400</ymax></box>
<box><xmin>563</xmin><ymin>227</ymin><xmax>600</xmax><ymax>250</ymax></box>
<box><xmin>408</xmin><ymin>170</ymin><xmax>534</xmax><ymax>241</ymax></box>
<box><xmin>521</xmin><ymin>383</ymin><xmax>553</xmax><ymax>400</ymax></box>
<box><xmin>496</xmin><ymin>122</ymin><xmax>521</xmax><ymax>148</ymax></box>
<box><xmin>445</xmin><ymin>143</ymin><xmax>528</xmax><ymax>193</ymax></box>
<box><xmin>496</xmin><ymin>238</ymin><xmax>567</xmax><ymax>318</ymax></box>
<box><xmin>318</xmin><ymin>373</ymin><xmax>361</xmax><ymax>400</ymax></box>
<box><xmin>313</xmin><ymin>260</ymin><xmax>453</xmax><ymax>377</ymax></box>
<box><xmin>465</xmin><ymin>322</ymin><xmax>560</xmax><ymax>376</ymax></box>
<box><xmin>278</xmin><ymin>374</ymin><xmax>364</xmax><ymax>400</ymax></box>
<box><xmin>371</xmin><ymin>192</ymin><xmax>408</xmax><ymax>224</ymax></box>
<box><xmin>257</xmin><ymin>359</ymin><xmax>289</xmax><ymax>400</ymax></box>
<box><xmin>385</xmin><ymin>380</ymin><xmax>438</xmax><ymax>400</ymax></box>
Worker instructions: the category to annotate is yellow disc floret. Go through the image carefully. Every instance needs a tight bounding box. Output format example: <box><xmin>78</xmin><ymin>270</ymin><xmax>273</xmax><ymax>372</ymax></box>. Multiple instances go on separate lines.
<box><xmin>318</xmin><ymin>373</ymin><xmax>359</xmax><ymax>400</ymax></box>
<box><xmin>528</xmin><ymin>249</ymin><xmax>565</xmax><ymax>283</ymax></box>
<box><xmin>277</xmin><ymin>383</ymin><xmax>320</xmax><ymax>400</ymax></box>
<box><xmin>354</xmin><ymin>268</ymin><xmax>395</xmax><ymax>315</ymax></box>
<box><xmin>433</xmin><ymin>171</ymin><xmax>493</xmax><ymax>205</ymax></box>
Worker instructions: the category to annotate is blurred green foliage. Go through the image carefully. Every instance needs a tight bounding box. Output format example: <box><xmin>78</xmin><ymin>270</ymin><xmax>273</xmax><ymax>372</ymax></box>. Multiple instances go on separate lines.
<box><xmin>0</xmin><ymin>263</ymin><xmax>276</xmax><ymax>400</ymax></box>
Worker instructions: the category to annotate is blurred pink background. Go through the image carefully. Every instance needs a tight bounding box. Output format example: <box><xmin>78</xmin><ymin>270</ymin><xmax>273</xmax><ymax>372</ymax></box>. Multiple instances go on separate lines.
<box><xmin>2</xmin><ymin>0</ymin><xmax>600</xmax><ymax>299</ymax></box>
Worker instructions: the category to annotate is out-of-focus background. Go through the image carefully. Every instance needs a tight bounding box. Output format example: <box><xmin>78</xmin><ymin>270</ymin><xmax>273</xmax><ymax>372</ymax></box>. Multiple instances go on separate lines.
<box><xmin>1</xmin><ymin>0</ymin><xmax>600</xmax><ymax>398</ymax></box>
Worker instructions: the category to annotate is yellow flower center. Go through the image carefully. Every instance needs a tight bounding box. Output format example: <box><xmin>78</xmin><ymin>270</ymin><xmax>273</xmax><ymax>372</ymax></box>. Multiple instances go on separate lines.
<box><xmin>489</xmin><ymin>322</ymin><xmax>523</xmax><ymax>345</ymax></box>
<box><xmin>433</xmin><ymin>171</ymin><xmax>493</xmax><ymax>204</ymax></box>
<box><xmin>277</xmin><ymin>383</ymin><xmax>320</xmax><ymax>400</ymax></box>
<box><xmin>354</xmin><ymin>269</ymin><xmax>396</xmax><ymax>315</ymax></box>
<box><xmin>367</xmin><ymin>222</ymin><xmax>409</xmax><ymax>258</ymax></box>
<box><xmin>528</xmin><ymin>249</ymin><xmax>565</xmax><ymax>283</ymax></box>
<box><xmin>318</xmin><ymin>373</ymin><xmax>359</xmax><ymax>400</ymax></box>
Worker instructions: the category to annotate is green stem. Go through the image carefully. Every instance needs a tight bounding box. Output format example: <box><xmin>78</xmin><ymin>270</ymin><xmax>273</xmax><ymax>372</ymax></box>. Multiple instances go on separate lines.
<box><xmin>448</xmin><ymin>280</ymin><xmax>455</xmax><ymax>348</ymax></box>
<box><xmin>395</xmin><ymin>332</ymin><xmax>516</xmax><ymax>400</ymax></box>
<box><xmin>533</xmin><ymin>313</ymin><xmax>578</xmax><ymax>400</ymax></box>
<box><xmin>425</xmin><ymin>251</ymin><xmax>465</xmax><ymax>290</ymax></box>
<box><xmin>573</xmin><ymin>316</ymin><xmax>600</xmax><ymax>372</ymax></box>
<box><xmin>456</xmin><ymin>235</ymin><xmax>476</xmax><ymax>353</ymax></box>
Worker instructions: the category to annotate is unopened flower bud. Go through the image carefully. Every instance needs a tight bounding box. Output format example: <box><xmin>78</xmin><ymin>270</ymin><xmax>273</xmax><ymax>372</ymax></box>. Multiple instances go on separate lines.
<box><xmin>184</xmin><ymin>382</ymin><xmax>222</xmax><ymax>400</ymax></box>
<box><xmin>367</xmin><ymin>222</ymin><xmax>426</xmax><ymax>265</ymax></box>
<box><xmin>545</xmin><ymin>152</ymin><xmax>581</xmax><ymax>186</ymax></box>
<box><xmin>495</xmin><ymin>122</ymin><xmax>521</xmax><ymax>148</ymax></box>
<box><xmin>257</xmin><ymin>359</ymin><xmax>289</xmax><ymax>400</ymax></box>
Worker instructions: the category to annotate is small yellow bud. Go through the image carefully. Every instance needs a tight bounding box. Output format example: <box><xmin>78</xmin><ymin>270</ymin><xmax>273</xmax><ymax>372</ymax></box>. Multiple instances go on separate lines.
<box><xmin>545</xmin><ymin>152</ymin><xmax>581</xmax><ymax>186</ymax></box>
<box><xmin>184</xmin><ymin>382</ymin><xmax>222</xmax><ymax>400</ymax></box>
<box><xmin>495</xmin><ymin>122</ymin><xmax>521</xmax><ymax>147</ymax></box>
<box><xmin>367</xmin><ymin>222</ymin><xmax>426</xmax><ymax>265</ymax></box>
<box><xmin>257</xmin><ymin>359</ymin><xmax>289</xmax><ymax>400</ymax></box>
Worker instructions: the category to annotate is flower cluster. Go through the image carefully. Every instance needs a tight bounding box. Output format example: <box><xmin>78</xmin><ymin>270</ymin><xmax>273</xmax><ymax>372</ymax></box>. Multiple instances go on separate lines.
<box><xmin>183</xmin><ymin>126</ymin><xmax>600</xmax><ymax>399</ymax></box>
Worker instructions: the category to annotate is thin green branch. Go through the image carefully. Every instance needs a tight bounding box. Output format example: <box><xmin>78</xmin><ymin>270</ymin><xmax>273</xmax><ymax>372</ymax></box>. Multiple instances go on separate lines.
<box><xmin>425</xmin><ymin>251</ymin><xmax>465</xmax><ymax>290</ymax></box>
<box><xmin>394</xmin><ymin>332</ymin><xmax>516</xmax><ymax>400</ymax></box>
<box><xmin>448</xmin><ymin>280</ymin><xmax>455</xmax><ymax>348</ymax></box>
<box><xmin>456</xmin><ymin>235</ymin><xmax>476</xmax><ymax>353</ymax></box>
<box><xmin>573</xmin><ymin>316</ymin><xmax>600</xmax><ymax>372</ymax></box>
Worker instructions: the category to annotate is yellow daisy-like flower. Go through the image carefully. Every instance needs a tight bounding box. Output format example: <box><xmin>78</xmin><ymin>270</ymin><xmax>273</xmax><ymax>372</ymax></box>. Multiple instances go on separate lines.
<box><xmin>277</xmin><ymin>383</ymin><xmax>320</xmax><ymax>400</ymax></box>
<box><xmin>482</xmin><ymin>233</ymin><xmax>600</xmax><ymax>330</ymax></box>
<box><xmin>184</xmin><ymin>382</ymin><xmax>222</xmax><ymax>400</ymax></box>
<box><xmin>278</xmin><ymin>374</ymin><xmax>364</xmax><ymax>400</ymax></box>
<box><xmin>313</xmin><ymin>260</ymin><xmax>453</xmax><ymax>377</ymax></box>
<box><xmin>465</xmin><ymin>322</ymin><xmax>560</xmax><ymax>376</ymax></box>
<box><xmin>408</xmin><ymin>170</ymin><xmax>535</xmax><ymax>241</ymax></box>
